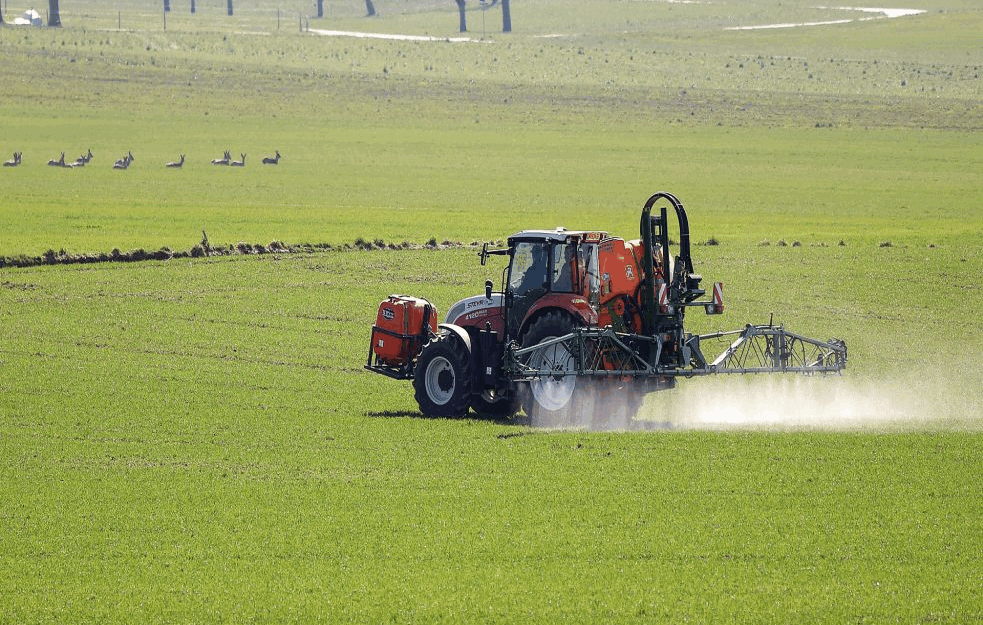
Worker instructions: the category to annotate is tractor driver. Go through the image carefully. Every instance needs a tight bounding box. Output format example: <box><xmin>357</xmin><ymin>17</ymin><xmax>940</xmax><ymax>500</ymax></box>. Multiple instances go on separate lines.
<box><xmin>511</xmin><ymin>243</ymin><xmax>549</xmax><ymax>297</ymax></box>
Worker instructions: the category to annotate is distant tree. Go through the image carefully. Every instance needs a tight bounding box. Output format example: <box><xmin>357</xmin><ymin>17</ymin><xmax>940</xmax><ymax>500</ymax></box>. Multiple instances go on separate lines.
<box><xmin>316</xmin><ymin>0</ymin><xmax>324</xmax><ymax>18</ymax></box>
<box><xmin>48</xmin><ymin>0</ymin><xmax>62</xmax><ymax>26</ymax></box>
<box><xmin>454</xmin><ymin>0</ymin><xmax>466</xmax><ymax>32</ymax></box>
<box><xmin>502</xmin><ymin>0</ymin><xmax>510</xmax><ymax>32</ymax></box>
<box><xmin>364</xmin><ymin>0</ymin><xmax>376</xmax><ymax>16</ymax></box>
<box><xmin>227</xmin><ymin>0</ymin><xmax>233</xmax><ymax>16</ymax></box>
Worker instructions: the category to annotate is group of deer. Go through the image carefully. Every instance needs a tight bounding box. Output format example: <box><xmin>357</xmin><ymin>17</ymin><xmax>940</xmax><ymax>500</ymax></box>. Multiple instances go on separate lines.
<box><xmin>212</xmin><ymin>150</ymin><xmax>281</xmax><ymax>166</ymax></box>
<box><xmin>5</xmin><ymin>149</ymin><xmax>281</xmax><ymax>169</ymax></box>
<box><xmin>211</xmin><ymin>150</ymin><xmax>245</xmax><ymax>167</ymax></box>
<box><xmin>46</xmin><ymin>149</ymin><xmax>94</xmax><ymax>168</ymax></box>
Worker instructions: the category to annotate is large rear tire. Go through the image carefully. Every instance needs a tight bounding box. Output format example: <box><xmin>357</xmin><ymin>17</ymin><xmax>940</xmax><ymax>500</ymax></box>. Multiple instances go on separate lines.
<box><xmin>520</xmin><ymin>312</ymin><xmax>589</xmax><ymax>426</ymax></box>
<box><xmin>520</xmin><ymin>313</ymin><xmax>646</xmax><ymax>428</ymax></box>
<box><xmin>413</xmin><ymin>333</ymin><xmax>471</xmax><ymax>418</ymax></box>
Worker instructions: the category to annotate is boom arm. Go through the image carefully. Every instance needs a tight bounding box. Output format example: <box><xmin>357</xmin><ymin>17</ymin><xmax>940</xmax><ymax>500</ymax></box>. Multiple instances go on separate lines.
<box><xmin>505</xmin><ymin>324</ymin><xmax>847</xmax><ymax>380</ymax></box>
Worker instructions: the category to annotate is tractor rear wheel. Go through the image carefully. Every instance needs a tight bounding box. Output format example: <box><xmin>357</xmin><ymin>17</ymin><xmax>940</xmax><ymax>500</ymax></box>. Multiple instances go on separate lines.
<box><xmin>520</xmin><ymin>312</ymin><xmax>588</xmax><ymax>426</ymax></box>
<box><xmin>520</xmin><ymin>313</ymin><xmax>646</xmax><ymax>428</ymax></box>
<box><xmin>414</xmin><ymin>332</ymin><xmax>471</xmax><ymax>418</ymax></box>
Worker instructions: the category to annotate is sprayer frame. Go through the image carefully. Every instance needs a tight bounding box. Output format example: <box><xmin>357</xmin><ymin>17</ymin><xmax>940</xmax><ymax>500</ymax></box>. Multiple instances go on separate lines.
<box><xmin>504</xmin><ymin>192</ymin><xmax>847</xmax><ymax>383</ymax></box>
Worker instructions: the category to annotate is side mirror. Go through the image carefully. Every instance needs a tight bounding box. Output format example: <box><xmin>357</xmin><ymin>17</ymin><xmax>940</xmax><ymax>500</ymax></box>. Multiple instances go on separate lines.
<box><xmin>485</xmin><ymin>279</ymin><xmax>493</xmax><ymax>300</ymax></box>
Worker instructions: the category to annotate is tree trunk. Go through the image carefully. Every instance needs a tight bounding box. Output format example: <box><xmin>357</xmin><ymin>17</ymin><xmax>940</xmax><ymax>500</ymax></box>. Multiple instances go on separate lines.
<box><xmin>164</xmin><ymin>0</ymin><xmax>171</xmax><ymax>12</ymax></box>
<box><xmin>501</xmin><ymin>0</ymin><xmax>510</xmax><ymax>32</ymax></box>
<box><xmin>190</xmin><ymin>0</ymin><xmax>196</xmax><ymax>13</ymax></box>
<box><xmin>48</xmin><ymin>0</ymin><xmax>61</xmax><ymax>26</ymax></box>
<box><xmin>316</xmin><ymin>0</ymin><xmax>323</xmax><ymax>18</ymax></box>
<box><xmin>227</xmin><ymin>0</ymin><xmax>233</xmax><ymax>16</ymax></box>
<box><xmin>455</xmin><ymin>0</ymin><xmax>466</xmax><ymax>32</ymax></box>
<box><xmin>364</xmin><ymin>0</ymin><xmax>375</xmax><ymax>17</ymax></box>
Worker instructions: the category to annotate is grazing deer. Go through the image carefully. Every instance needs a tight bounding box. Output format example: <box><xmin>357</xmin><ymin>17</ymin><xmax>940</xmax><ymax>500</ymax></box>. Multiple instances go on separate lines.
<box><xmin>113</xmin><ymin>151</ymin><xmax>134</xmax><ymax>170</ymax></box>
<box><xmin>3</xmin><ymin>152</ymin><xmax>21</xmax><ymax>167</ymax></box>
<box><xmin>211</xmin><ymin>150</ymin><xmax>231</xmax><ymax>165</ymax></box>
<box><xmin>165</xmin><ymin>154</ymin><xmax>185</xmax><ymax>168</ymax></box>
<box><xmin>48</xmin><ymin>152</ymin><xmax>66</xmax><ymax>167</ymax></box>
<box><xmin>262</xmin><ymin>150</ymin><xmax>281</xmax><ymax>165</ymax></box>
<box><xmin>230</xmin><ymin>153</ymin><xmax>245</xmax><ymax>167</ymax></box>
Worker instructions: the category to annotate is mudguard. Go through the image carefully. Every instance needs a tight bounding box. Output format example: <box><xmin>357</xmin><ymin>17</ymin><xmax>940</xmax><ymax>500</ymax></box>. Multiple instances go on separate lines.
<box><xmin>438</xmin><ymin>323</ymin><xmax>473</xmax><ymax>353</ymax></box>
<box><xmin>520</xmin><ymin>293</ymin><xmax>598</xmax><ymax>337</ymax></box>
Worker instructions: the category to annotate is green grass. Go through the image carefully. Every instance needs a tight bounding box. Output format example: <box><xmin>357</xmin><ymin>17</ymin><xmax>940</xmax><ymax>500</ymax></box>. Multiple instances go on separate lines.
<box><xmin>0</xmin><ymin>0</ymin><xmax>981</xmax><ymax>622</ymax></box>
<box><xmin>1</xmin><ymin>251</ymin><xmax>980</xmax><ymax>622</ymax></box>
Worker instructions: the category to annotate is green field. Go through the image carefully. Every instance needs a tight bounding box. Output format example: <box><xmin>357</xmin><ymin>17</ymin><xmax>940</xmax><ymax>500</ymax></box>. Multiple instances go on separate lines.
<box><xmin>1</xmin><ymin>0</ymin><xmax>981</xmax><ymax>622</ymax></box>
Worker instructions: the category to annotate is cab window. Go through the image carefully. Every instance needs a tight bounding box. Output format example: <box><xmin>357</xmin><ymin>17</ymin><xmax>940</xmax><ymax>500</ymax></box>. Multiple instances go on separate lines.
<box><xmin>509</xmin><ymin>242</ymin><xmax>548</xmax><ymax>296</ymax></box>
<box><xmin>551</xmin><ymin>243</ymin><xmax>578</xmax><ymax>293</ymax></box>
<box><xmin>580</xmin><ymin>243</ymin><xmax>600</xmax><ymax>307</ymax></box>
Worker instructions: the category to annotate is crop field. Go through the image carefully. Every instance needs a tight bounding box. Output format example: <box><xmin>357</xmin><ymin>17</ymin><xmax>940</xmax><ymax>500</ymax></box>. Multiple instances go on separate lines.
<box><xmin>1</xmin><ymin>0</ymin><xmax>981</xmax><ymax>622</ymax></box>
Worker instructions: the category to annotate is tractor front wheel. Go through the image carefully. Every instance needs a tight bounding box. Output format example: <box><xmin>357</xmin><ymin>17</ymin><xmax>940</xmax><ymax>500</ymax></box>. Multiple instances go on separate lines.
<box><xmin>414</xmin><ymin>333</ymin><xmax>472</xmax><ymax>418</ymax></box>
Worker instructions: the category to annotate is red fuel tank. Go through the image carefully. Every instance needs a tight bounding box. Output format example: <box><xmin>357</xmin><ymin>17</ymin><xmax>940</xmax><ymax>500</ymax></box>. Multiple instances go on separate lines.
<box><xmin>371</xmin><ymin>295</ymin><xmax>438</xmax><ymax>366</ymax></box>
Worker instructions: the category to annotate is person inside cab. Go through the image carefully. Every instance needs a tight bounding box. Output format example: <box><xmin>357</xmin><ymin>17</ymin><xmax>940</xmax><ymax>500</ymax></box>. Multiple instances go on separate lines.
<box><xmin>511</xmin><ymin>242</ymin><xmax>548</xmax><ymax>297</ymax></box>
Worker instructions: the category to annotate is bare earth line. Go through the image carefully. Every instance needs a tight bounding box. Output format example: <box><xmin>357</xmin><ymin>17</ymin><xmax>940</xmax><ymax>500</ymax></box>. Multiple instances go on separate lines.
<box><xmin>726</xmin><ymin>6</ymin><xmax>926</xmax><ymax>30</ymax></box>
<box><xmin>307</xmin><ymin>28</ymin><xmax>487</xmax><ymax>43</ymax></box>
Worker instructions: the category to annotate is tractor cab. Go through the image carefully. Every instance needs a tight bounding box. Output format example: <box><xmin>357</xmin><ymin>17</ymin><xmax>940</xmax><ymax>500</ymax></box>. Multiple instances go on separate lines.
<box><xmin>482</xmin><ymin>228</ymin><xmax>604</xmax><ymax>341</ymax></box>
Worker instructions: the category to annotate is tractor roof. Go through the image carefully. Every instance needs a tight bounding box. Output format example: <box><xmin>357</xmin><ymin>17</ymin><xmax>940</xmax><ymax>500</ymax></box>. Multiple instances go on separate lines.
<box><xmin>508</xmin><ymin>228</ymin><xmax>608</xmax><ymax>242</ymax></box>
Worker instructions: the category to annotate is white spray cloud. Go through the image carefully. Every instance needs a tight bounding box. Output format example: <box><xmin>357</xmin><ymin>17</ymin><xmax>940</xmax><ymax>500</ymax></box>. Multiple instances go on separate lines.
<box><xmin>526</xmin><ymin>373</ymin><xmax>981</xmax><ymax>432</ymax></box>
<box><xmin>639</xmin><ymin>375</ymin><xmax>981</xmax><ymax>432</ymax></box>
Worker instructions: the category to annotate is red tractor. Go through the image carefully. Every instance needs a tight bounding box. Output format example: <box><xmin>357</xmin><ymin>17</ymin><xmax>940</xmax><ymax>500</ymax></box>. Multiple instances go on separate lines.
<box><xmin>367</xmin><ymin>192</ymin><xmax>846</xmax><ymax>424</ymax></box>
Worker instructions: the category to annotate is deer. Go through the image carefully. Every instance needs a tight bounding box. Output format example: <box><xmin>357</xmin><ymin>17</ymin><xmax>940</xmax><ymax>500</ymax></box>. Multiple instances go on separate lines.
<box><xmin>72</xmin><ymin>148</ymin><xmax>94</xmax><ymax>166</ymax></box>
<box><xmin>3</xmin><ymin>152</ymin><xmax>21</xmax><ymax>167</ymax></box>
<box><xmin>211</xmin><ymin>150</ymin><xmax>231</xmax><ymax>165</ymax></box>
<box><xmin>165</xmin><ymin>154</ymin><xmax>185</xmax><ymax>168</ymax></box>
<box><xmin>113</xmin><ymin>151</ymin><xmax>134</xmax><ymax>170</ymax></box>
<box><xmin>262</xmin><ymin>150</ymin><xmax>281</xmax><ymax>165</ymax></box>
<box><xmin>71</xmin><ymin>149</ymin><xmax>93</xmax><ymax>167</ymax></box>
<box><xmin>230</xmin><ymin>153</ymin><xmax>245</xmax><ymax>167</ymax></box>
<box><xmin>48</xmin><ymin>152</ymin><xmax>66</xmax><ymax>167</ymax></box>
